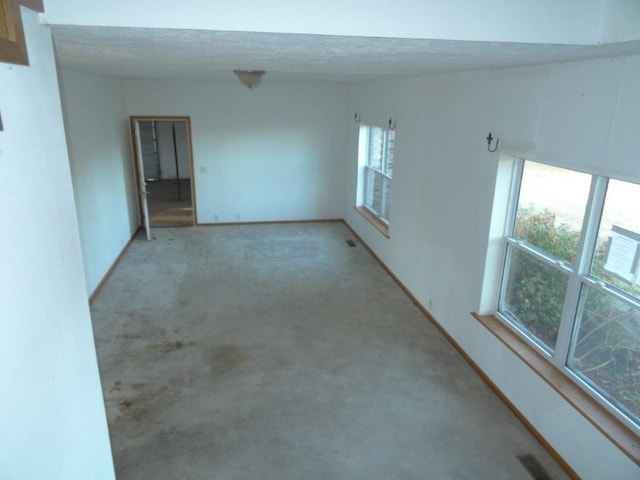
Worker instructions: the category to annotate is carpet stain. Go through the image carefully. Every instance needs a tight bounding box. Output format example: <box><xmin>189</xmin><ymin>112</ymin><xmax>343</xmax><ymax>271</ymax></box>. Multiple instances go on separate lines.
<box><xmin>114</xmin><ymin>426</ymin><xmax>217</xmax><ymax>478</ymax></box>
<box><xmin>243</xmin><ymin>240</ymin><xmax>319</xmax><ymax>260</ymax></box>
<box><xmin>117</xmin><ymin>332</ymin><xmax>144</xmax><ymax>339</ymax></box>
<box><xmin>208</xmin><ymin>345</ymin><xmax>250</xmax><ymax>376</ymax></box>
<box><xmin>109</xmin><ymin>373</ymin><xmax>205</xmax><ymax>444</ymax></box>
<box><xmin>112</xmin><ymin>384</ymin><xmax>171</xmax><ymax>436</ymax></box>
<box><xmin>148</xmin><ymin>340</ymin><xmax>196</xmax><ymax>354</ymax></box>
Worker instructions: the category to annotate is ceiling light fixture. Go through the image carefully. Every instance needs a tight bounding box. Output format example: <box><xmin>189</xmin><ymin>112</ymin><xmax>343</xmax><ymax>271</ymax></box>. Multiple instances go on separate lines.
<box><xmin>233</xmin><ymin>70</ymin><xmax>266</xmax><ymax>89</ymax></box>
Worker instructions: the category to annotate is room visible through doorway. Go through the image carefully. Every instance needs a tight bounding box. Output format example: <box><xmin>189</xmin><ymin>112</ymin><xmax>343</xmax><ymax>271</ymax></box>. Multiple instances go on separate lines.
<box><xmin>130</xmin><ymin>117</ymin><xmax>196</xmax><ymax>235</ymax></box>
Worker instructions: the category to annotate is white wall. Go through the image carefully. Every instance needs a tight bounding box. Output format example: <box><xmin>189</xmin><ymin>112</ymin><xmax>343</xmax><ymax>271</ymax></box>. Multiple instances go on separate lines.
<box><xmin>42</xmin><ymin>0</ymin><xmax>606</xmax><ymax>45</ymax></box>
<box><xmin>156</xmin><ymin>120</ymin><xmax>191</xmax><ymax>180</ymax></box>
<box><xmin>345</xmin><ymin>55</ymin><xmax>640</xmax><ymax>479</ymax></box>
<box><xmin>0</xmin><ymin>8</ymin><xmax>115</xmax><ymax>480</ymax></box>
<box><xmin>124</xmin><ymin>80</ymin><xmax>347</xmax><ymax>223</ymax></box>
<box><xmin>60</xmin><ymin>69</ymin><xmax>139</xmax><ymax>296</ymax></box>
<box><xmin>600</xmin><ymin>0</ymin><xmax>640</xmax><ymax>43</ymax></box>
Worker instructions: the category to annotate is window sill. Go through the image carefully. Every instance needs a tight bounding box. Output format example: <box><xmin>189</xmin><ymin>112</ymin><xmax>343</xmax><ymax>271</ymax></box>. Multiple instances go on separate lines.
<box><xmin>355</xmin><ymin>206</ymin><xmax>389</xmax><ymax>238</ymax></box>
<box><xmin>472</xmin><ymin>312</ymin><xmax>640</xmax><ymax>466</ymax></box>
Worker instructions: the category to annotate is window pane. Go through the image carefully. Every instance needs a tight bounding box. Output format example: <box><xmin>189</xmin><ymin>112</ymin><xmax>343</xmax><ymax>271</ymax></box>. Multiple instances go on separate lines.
<box><xmin>514</xmin><ymin>162</ymin><xmax>591</xmax><ymax>264</ymax></box>
<box><xmin>385</xmin><ymin>130</ymin><xmax>395</xmax><ymax>178</ymax></box>
<box><xmin>365</xmin><ymin>168</ymin><xmax>382</xmax><ymax>215</ymax></box>
<box><xmin>365</xmin><ymin>168</ymin><xmax>374</xmax><ymax>208</ymax></box>
<box><xmin>591</xmin><ymin>179</ymin><xmax>640</xmax><ymax>300</ymax></box>
<box><xmin>568</xmin><ymin>284</ymin><xmax>640</xmax><ymax>424</ymax></box>
<box><xmin>367</xmin><ymin>127</ymin><xmax>384</xmax><ymax>171</ymax></box>
<box><xmin>501</xmin><ymin>246</ymin><xmax>569</xmax><ymax>350</ymax></box>
<box><xmin>383</xmin><ymin>176</ymin><xmax>390</xmax><ymax>221</ymax></box>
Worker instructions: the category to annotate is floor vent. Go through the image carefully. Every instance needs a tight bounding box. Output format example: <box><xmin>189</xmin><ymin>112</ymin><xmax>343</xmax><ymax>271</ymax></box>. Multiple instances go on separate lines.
<box><xmin>346</xmin><ymin>239</ymin><xmax>356</xmax><ymax>247</ymax></box>
<box><xmin>517</xmin><ymin>454</ymin><xmax>552</xmax><ymax>480</ymax></box>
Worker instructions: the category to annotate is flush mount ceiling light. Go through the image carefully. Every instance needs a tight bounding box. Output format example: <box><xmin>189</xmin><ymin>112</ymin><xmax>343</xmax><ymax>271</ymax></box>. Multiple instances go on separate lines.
<box><xmin>233</xmin><ymin>70</ymin><xmax>266</xmax><ymax>89</ymax></box>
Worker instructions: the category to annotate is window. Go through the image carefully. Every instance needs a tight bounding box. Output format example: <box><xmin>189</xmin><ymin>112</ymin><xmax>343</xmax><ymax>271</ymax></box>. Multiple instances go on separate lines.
<box><xmin>498</xmin><ymin>160</ymin><xmax>640</xmax><ymax>431</ymax></box>
<box><xmin>357</xmin><ymin>124</ymin><xmax>394</xmax><ymax>232</ymax></box>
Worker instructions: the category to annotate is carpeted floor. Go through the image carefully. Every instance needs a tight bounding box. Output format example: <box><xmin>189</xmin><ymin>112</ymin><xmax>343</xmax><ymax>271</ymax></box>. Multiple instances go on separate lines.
<box><xmin>90</xmin><ymin>222</ymin><xmax>569</xmax><ymax>480</ymax></box>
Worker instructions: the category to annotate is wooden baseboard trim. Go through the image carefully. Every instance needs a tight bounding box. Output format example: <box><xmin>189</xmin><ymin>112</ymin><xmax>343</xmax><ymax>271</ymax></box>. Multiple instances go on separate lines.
<box><xmin>196</xmin><ymin>218</ymin><xmax>343</xmax><ymax>227</ymax></box>
<box><xmin>342</xmin><ymin>220</ymin><xmax>579</xmax><ymax>479</ymax></box>
<box><xmin>89</xmin><ymin>228</ymin><xmax>139</xmax><ymax>304</ymax></box>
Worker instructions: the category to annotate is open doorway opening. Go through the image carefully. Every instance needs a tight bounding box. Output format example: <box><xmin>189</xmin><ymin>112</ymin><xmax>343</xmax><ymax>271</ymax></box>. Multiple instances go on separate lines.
<box><xmin>130</xmin><ymin>116</ymin><xmax>196</xmax><ymax>238</ymax></box>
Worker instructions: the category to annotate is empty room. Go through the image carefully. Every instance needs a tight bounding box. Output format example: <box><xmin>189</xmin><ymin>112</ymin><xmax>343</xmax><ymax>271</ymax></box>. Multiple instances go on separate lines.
<box><xmin>2</xmin><ymin>1</ymin><xmax>640</xmax><ymax>479</ymax></box>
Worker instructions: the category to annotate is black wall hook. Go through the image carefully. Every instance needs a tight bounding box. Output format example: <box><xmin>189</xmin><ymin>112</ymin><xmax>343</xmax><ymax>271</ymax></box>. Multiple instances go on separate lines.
<box><xmin>388</xmin><ymin>118</ymin><xmax>397</xmax><ymax>130</ymax></box>
<box><xmin>486</xmin><ymin>132</ymin><xmax>499</xmax><ymax>152</ymax></box>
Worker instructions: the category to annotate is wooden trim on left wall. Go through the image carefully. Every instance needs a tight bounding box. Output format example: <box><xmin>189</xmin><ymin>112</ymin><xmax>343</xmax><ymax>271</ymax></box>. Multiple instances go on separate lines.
<box><xmin>89</xmin><ymin>228</ymin><xmax>140</xmax><ymax>304</ymax></box>
<box><xmin>0</xmin><ymin>0</ymin><xmax>44</xmax><ymax>66</ymax></box>
<box><xmin>0</xmin><ymin>0</ymin><xmax>29</xmax><ymax>65</ymax></box>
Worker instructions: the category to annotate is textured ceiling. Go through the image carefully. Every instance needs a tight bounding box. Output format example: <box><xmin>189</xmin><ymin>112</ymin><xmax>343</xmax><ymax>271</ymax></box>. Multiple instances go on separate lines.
<box><xmin>51</xmin><ymin>26</ymin><xmax>640</xmax><ymax>83</ymax></box>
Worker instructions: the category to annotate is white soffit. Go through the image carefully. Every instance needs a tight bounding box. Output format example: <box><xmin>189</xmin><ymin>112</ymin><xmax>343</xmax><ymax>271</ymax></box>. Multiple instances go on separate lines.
<box><xmin>51</xmin><ymin>26</ymin><xmax>640</xmax><ymax>82</ymax></box>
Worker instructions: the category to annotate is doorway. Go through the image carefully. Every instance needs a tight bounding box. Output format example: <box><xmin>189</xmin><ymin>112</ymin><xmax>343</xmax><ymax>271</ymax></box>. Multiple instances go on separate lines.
<box><xmin>130</xmin><ymin>116</ymin><xmax>196</xmax><ymax>238</ymax></box>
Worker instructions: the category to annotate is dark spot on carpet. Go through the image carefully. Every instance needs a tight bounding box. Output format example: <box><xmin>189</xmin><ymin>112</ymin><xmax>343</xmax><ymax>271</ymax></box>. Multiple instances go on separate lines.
<box><xmin>117</xmin><ymin>332</ymin><xmax>144</xmax><ymax>339</ymax></box>
<box><xmin>208</xmin><ymin>345</ymin><xmax>250</xmax><ymax>376</ymax></box>
<box><xmin>114</xmin><ymin>426</ymin><xmax>217</xmax><ymax>477</ymax></box>
<box><xmin>148</xmin><ymin>340</ymin><xmax>195</xmax><ymax>354</ymax></box>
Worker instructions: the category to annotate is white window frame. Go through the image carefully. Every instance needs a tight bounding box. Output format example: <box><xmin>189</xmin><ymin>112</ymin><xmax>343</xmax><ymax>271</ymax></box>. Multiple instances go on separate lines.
<box><xmin>362</xmin><ymin>125</ymin><xmax>393</xmax><ymax>225</ymax></box>
<box><xmin>497</xmin><ymin>158</ymin><xmax>640</xmax><ymax>433</ymax></box>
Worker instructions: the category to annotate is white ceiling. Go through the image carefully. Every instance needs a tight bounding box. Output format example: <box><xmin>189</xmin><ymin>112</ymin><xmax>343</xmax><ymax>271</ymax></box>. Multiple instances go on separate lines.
<box><xmin>51</xmin><ymin>26</ymin><xmax>640</xmax><ymax>83</ymax></box>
